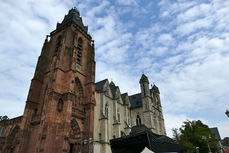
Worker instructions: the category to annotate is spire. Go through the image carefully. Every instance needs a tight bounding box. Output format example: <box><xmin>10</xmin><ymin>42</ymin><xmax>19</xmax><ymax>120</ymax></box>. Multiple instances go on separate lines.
<box><xmin>110</xmin><ymin>81</ymin><xmax>115</xmax><ymax>86</ymax></box>
<box><xmin>152</xmin><ymin>84</ymin><xmax>160</xmax><ymax>94</ymax></box>
<box><xmin>139</xmin><ymin>74</ymin><xmax>149</xmax><ymax>84</ymax></box>
<box><xmin>56</xmin><ymin>7</ymin><xmax>88</xmax><ymax>33</ymax></box>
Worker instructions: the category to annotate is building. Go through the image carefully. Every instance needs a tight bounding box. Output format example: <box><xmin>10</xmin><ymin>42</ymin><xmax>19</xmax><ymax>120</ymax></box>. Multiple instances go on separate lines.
<box><xmin>210</xmin><ymin>127</ymin><xmax>224</xmax><ymax>153</ymax></box>
<box><xmin>0</xmin><ymin>8</ymin><xmax>166</xmax><ymax>153</ymax></box>
<box><xmin>93</xmin><ymin>76</ymin><xmax>166</xmax><ymax>153</ymax></box>
<box><xmin>1</xmin><ymin>7</ymin><xmax>95</xmax><ymax>153</ymax></box>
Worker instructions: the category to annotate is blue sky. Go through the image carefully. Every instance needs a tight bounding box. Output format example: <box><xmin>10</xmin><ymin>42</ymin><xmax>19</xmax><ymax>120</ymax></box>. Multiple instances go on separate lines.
<box><xmin>0</xmin><ymin>0</ymin><xmax>229</xmax><ymax>138</ymax></box>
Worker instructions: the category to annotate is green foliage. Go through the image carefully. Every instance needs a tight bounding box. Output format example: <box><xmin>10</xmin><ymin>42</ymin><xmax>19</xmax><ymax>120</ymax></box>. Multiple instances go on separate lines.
<box><xmin>176</xmin><ymin>120</ymin><xmax>218</xmax><ymax>153</ymax></box>
<box><xmin>172</xmin><ymin>128</ymin><xmax>180</xmax><ymax>142</ymax></box>
<box><xmin>0</xmin><ymin>115</ymin><xmax>9</xmax><ymax>121</ymax></box>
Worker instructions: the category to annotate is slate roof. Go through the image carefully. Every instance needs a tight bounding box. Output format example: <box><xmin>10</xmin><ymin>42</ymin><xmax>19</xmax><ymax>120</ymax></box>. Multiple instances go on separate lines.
<box><xmin>57</xmin><ymin>8</ymin><xmax>88</xmax><ymax>33</ymax></box>
<box><xmin>95</xmin><ymin>79</ymin><xmax>107</xmax><ymax>92</ymax></box>
<box><xmin>121</xmin><ymin>93</ymin><xmax>128</xmax><ymax>105</ymax></box>
<box><xmin>129</xmin><ymin>93</ymin><xmax>142</xmax><ymax>109</ymax></box>
<box><xmin>110</xmin><ymin>82</ymin><xmax>118</xmax><ymax>98</ymax></box>
<box><xmin>210</xmin><ymin>127</ymin><xmax>221</xmax><ymax>140</ymax></box>
<box><xmin>95</xmin><ymin>78</ymin><xmax>161</xmax><ymax>109</ymax></box>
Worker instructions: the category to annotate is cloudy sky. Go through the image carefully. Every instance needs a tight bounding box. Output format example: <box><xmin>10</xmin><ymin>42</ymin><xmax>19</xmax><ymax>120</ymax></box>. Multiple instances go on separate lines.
<box><xmin>0</xmin><ymin>0</ymin><xmax>229</xmax><ymax>138</ymax></box>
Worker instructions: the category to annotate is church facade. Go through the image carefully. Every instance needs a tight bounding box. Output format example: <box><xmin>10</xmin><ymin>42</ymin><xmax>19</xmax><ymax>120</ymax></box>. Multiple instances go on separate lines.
<box><xmin>0</xmin><ymin>8</ymin><xmax>166</xmax><ymax>153</ymax></box>
<box><xmin>93</xmin><ymin>75</ymin><xmax>166</xmax><ymax>153</ymax></box>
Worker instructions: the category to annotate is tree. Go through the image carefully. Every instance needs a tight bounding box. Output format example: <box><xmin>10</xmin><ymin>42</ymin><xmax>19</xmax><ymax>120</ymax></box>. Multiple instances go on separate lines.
<box><xmin>178</xmin><ymin>120</ymin><xmax>218</xmax><ymax>153</ymax></box>
<box><xmin>172</xmin><ymin>128</ymin><xmax>180</xmax><ymax>142</ymax></box>
<box><xmin>0</xmin><ymin>115</ymin><xmax>9</xmax><ymax>121</ymax></box>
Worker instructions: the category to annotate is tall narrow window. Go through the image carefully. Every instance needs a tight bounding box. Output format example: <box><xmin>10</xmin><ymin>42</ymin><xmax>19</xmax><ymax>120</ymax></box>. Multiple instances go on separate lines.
<box><xmin>136</xmin><ymin>114</ymin><xmax>141</xmax><ymax>125</ymax></box>
<box><xmin>128</xmin><ymin>112</ymin><xmax>131</xmax><ymax>125</ymax></box>
<box><xmin>105</xmin><ymin>103</ymin><xmax>109</xmax><ymax>117</ymax></box>
<box><xmin>143</xmin><ymin>84</ymin><xmax>146</xmax><ymax>96</ymax></box>
<box><xmin>76</xmin><ymin>38</ymin><xmax>83</xmax><ymax>72</ymax></box>
<box><xmin>77</xmin><ymin>38</ymin><xmax>83</xmax><ymax>64</ymax></box>
<box><xmin>117</xmin><ymin>108</ymin><xmax>120</xmax><ymax>122</ymax></box>
<box><xmin>159</xmin><ymin>117</ymin><xmax>162</xmax><ymax>134</ymax></box>
<box><xmin>154</xmin><ymin>118</ymin><xmax>158</xmax><ymax>134</ymax></box>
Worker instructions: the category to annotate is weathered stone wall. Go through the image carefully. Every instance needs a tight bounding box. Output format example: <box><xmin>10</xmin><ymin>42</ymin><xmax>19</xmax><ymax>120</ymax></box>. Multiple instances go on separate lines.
<box><xmin>0</xmin><ymin>116</ymin><xmax>22</xmax><ymax>153</ymax></box>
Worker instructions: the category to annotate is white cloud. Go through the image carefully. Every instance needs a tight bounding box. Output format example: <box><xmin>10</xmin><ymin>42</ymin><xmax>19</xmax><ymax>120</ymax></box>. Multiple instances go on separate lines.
<box><xmin>164</xmin><ymin>113</ymin><xmax>209</xmax><ymax>138</ymax></box>
<box><xmin>117</xmin><ymin>0</ymin><xmax>137</xmax><ymax>6</ymax></box>
<box><xmin>158</xmin><ymin>34</ymin><xmax>174</xmax><ymax>45</ymax></box>
<box><xmin>0</xmin><ymin>0</ymin><xmax>229</xmax><ymax>140</ymax></box>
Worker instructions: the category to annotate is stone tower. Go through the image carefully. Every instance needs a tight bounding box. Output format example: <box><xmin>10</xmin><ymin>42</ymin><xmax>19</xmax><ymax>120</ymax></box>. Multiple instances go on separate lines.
<box><xmin>139</xmin><ymin>74</ymin><xmax>153</xmax><ymax>129</ymax></box>
<box><xmin>15</xmin><ymin>8</ymin><xmax>95</xmax><ymax>153</ymax></box>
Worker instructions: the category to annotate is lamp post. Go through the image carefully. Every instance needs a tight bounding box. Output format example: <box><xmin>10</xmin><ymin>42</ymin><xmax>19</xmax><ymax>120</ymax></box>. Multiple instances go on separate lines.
<box><xmin>225</xmin><ymin>110</ymin><xmax>229</xmax><ymax>118</ymax></box>
<box><xmin>202</xmin><ymin>136</ymin><xmax>212</xmax><ymax>153</ymax></box>
<box><xmin>83</xmin><ymin>138</ymin><xmax>93</xmax><ymax>153</ymax></box>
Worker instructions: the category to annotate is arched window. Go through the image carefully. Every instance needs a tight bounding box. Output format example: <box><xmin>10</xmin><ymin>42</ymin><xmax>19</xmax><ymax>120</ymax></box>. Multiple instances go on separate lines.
<box><xmin>136</xmin><ymin>114</ymin><xmax>141</xmax><ymax>125</ymax></box>
<box><xmin>105</xmin><ymin>103</ymin><xmax>109</xmax><ymax>117</ymax></box>
<box><xmin>70</xmin><ymin>119</ymin><xmax>81</xmax><ymax>139</ymax></box>
<box><xmin>57</xmin><ymin>98</ymin><xmax>63</xmax><ymax>112</ymax></box>
<box><xmin>128</xmin><ymin>112</ymin><xmax>131</xmax><ymax>125</ymax></box>
<box><xmin>74</xmin><ymin>77</ymin><xmax>83</xmax><ymax>105</ymax></box>
<box><xmin>76</xmin><ymin>38</ymin><xmax>83</xmax><ymax>64</ymax></box>
<box><xmin>143</xmin><ymin>84</ymin><xmax>146</xmax><ymax>96</ymax></box>
<box><xmin>117</xmin><ymin>108</ymin><xmax>120</xmax><ymax>122</ymax></box>
<box><xmin>159</xmin><ymin>117</ymin><xmax>163</xmax><ymax>134</ymax></box>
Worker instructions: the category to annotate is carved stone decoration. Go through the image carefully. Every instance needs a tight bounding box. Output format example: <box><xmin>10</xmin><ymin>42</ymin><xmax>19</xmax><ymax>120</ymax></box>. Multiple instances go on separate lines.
<box><xmin>69</xmin><ymin>119</ymin><xmax>81</xmax><ymax>140</ymax></box>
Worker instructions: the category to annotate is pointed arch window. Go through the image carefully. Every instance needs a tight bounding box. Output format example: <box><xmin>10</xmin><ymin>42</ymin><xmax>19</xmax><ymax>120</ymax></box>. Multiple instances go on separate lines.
<box><xmin>159</xmin><ymin>117</ymin><xmax>163</xmax><ymax>134</ymax></box>
<box><xmin>74</xmin><ymin>77</ymin><xmax>83</xmax><ymax>105</ymax></box>
<box><xmin>143</xmin><ymin>84</ymin><xmax>146</xmax><ymax>96</ymax></box>
<box><xmin>136</xmin><ymin>114</ymin><xmax>141</xmax><ymax>125</ymax></box>
<box><xmin>117</xmin><ymin>108</ymin><xmax>120</xmax><ymax>122</ymax></box>
<box><xmin>128</xmin><ymin>112</ymin><xmax>131</xmax><ymax>125</ymax></box>
<box><xmin>105</xmin><ymin>103</ymin><xmax>109</xmax><ymax>117</ymax></box>
<box><xmin>76</xmin><ymin>38</ymin><xmax>83</xmax><ymax>64</ymax></box>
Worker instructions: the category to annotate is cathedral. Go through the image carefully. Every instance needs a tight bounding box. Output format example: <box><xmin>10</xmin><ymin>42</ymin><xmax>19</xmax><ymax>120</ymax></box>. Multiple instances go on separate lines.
<box><xmin>0</xmin><ymin>8</ymin><xmax>166</xmax><ymax>153</ymax></box>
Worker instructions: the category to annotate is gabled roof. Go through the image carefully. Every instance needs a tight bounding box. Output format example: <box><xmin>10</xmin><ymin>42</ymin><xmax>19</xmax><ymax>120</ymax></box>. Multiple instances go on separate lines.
<box><xmin>95</xmin><ymin>79</ymin><xmax>108</xmax><ymax>92</ymax></box>
<box><xmin>129</xmin><ymin>93</ymin><xmax>142</xmax><ymax>109</ymax></box>
<box><xmin>110</xmin><ymin>82</ymin><xmax>118</xmax><ymax>98</ymax></box>
<box><xmin>57</xmin><ymin>8</ymin><xmax>88</xmax><ymax>33</ymax></box>
<box><xmin>121</xmin><ymin>93</ymin><xmax>129</xmax><ymax>105</ymax></box>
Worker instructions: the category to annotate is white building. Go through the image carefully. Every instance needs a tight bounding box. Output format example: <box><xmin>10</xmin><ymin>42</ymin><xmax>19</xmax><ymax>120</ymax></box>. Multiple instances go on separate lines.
<box><xmin>93</xmin><ymin>74</ymin><xmax>166</xmax><ymax>153</ymax></box>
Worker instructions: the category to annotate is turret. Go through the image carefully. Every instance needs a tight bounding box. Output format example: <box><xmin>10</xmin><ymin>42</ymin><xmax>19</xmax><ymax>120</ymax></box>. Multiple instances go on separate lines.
<box><xmin>139</xmin><ymin>74</ymin><xmax>150</xmax><ymax>97</ymax></box>
<box><xmin>151</xmin><ymin>84</ymin><xmax>161</xmax><ymax>107</ymax></box>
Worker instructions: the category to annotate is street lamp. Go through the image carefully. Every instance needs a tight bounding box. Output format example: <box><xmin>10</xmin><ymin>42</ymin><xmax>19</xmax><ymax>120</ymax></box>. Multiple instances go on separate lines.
<box><xmin>225</xmin><ymin>110</ymin><xmax>229</xmax><ymax>118</ymax></box>
<box><xmin>83</xmin><ymin>138</ymin><xmax>93</xmax><ymax>153</ymax></box>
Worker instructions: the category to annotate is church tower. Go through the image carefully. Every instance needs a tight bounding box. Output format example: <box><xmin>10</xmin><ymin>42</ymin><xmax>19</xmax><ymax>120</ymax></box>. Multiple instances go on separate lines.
<box><xmin>16</xmin><ymin>8</ymin><xmax>95</xmax><ymax>153</ymax></box>
<box><xmin>139</xmin><ymin>74</ymin><xmax>154</xmax><ymax>129</ymax></box>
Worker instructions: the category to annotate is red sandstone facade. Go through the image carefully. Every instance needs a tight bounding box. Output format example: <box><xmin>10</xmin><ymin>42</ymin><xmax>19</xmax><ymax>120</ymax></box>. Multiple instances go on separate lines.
<box><xmin>0</xmin><ymin>8</ymin><xmax>95</xmax><ymax>153</ymax></box>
